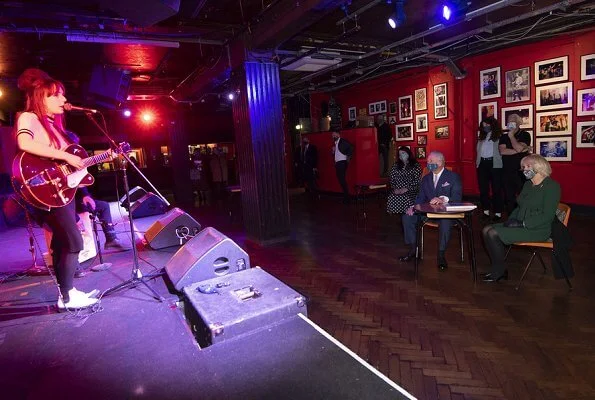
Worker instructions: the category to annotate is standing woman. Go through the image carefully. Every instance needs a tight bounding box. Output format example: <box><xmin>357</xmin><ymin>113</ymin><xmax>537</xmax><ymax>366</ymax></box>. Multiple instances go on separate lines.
<box><xmin>476</xmin><ymin>116</ymin><xmax>503</xmax><ymax>221</ymax></box>
<box><xmin>14</xmin><ymin>68</ymin><xmax>98</xmax><ymax>310</ymax></box>
<box><xmin>499</xmin><ymin>113</ymin><xmax>531</xmax><ymax>213</ymax></box>
<box><xmin>387</xmin><ymin>146</ymin><xmax>422</xmax><ymax>217</ymax></box>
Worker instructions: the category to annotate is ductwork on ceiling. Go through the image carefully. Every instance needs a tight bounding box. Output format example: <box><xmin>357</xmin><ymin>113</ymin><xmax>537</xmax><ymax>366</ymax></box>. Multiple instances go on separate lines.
<box><xmin>99</xmin><ymin>0</ymin><xmax>180</xmax><ymax>27</ymax></box>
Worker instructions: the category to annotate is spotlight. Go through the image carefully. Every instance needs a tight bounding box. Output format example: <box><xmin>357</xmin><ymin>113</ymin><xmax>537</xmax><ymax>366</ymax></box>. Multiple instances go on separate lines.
<box><xmin>442</xmin><ymin>5</ymin><xmax>452</xmax><ymax>21</ymax></box>
<box><xmin>387</xmin><ymin>1</ymin><xmax>406</xmax><ymax>29</ymax></box>
<box><xmin>439</xmin><ymin>1</ymin><xmax>469</xmax><ymax>24</ymax></box>
<box><xmin>227</xmin><ymin>93</ymin><xmax>234</xmax><ymax>100</ymax></box>
<box><xmin>141</xmin><ymin>112</ymin><xmax>154</xmax><ymax>123</ymax></box>
<box><xmin>122</xmin><ymin>109</ymin><xmax>132</xmax><ymax>118</ymax></box>
<box><xmin>295</xmin><ymin>124</ymin><xmax>302</xmax><ymax>130</ymax></box>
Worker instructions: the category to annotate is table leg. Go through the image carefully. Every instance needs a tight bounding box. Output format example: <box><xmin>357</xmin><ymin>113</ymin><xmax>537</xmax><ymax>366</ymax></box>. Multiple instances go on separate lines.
<box><xmin>414</xmin><ymin>216</ymin><xmax>421</xmax><ymax>281</ymax></box>
<box><xmin>464</xmin><ymin>213</ymin><xmax>477</xmax><ymax>282</ymax></box>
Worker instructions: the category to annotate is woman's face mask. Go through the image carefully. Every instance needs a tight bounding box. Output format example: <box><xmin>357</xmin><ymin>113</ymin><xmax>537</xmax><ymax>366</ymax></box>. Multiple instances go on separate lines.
<box><xmin>523</xmin><ymin>169</ymin><xmax>536</xmax><ymax>180</ymax></box>
<box><xmin>507</xmin><ymin>121</ymin><xmax>518</xmax><ymax>130</ymax></box>
<box><xmin>399</xmin><ymin>151</ymin><xmax>409</xmax><ymax>162</ymax></box>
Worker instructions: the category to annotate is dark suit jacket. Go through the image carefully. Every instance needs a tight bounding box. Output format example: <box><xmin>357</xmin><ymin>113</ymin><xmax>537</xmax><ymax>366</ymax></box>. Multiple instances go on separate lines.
<box><xmin>336</xmin><ymin>138</ymin><xmax>353</xmax><ymax>160</ymax></box>
<box><xmin>551</xmin><ymin>217</ymin><xmax>574</xmax><ymax>279</ymax></box>
<box><xmin>415</xmin><ymin>168</ymin><xmax>462</xmax><ymax>205</ymax></box>
<box><xmin>301</xmin><ymin>144</ymin><xmax>318</xmax><ymax>169</ymax></box>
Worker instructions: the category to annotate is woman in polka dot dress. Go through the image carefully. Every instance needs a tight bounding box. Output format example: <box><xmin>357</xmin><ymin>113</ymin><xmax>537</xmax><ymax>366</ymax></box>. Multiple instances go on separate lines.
<box><xmin>387</xmin><ymin>146</ymin><xmax>422</xmax><ymax>214</ymax></box>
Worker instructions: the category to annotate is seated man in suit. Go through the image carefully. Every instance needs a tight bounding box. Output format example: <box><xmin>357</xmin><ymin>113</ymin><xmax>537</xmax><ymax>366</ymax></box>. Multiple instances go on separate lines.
<box><xmin>400</xmin><ymin>151</ymin><xmax>462</xmax><ymax>270</ymax></box>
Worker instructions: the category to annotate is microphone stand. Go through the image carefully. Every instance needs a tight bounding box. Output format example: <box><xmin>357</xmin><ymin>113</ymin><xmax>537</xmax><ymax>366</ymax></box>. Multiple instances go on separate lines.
<box><xmin>81</xmin><ymin>111</ymin><xmax>168</xmax><ymax>301</ymax></box>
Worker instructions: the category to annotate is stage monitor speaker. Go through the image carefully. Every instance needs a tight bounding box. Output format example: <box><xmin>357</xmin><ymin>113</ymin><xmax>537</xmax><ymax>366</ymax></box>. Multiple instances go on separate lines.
<box><xmin>99</xmin><ymin>0</ymin><xmax>180</xmax><ymax>27</ymax></box>
<box><xmin>129</xmin><ymin>192</ymin><xmax>167</xmax><ymax>219</ymax></box>
<box><xmin>88</xmin><ymin>65</ymin><xmax>131</xmax><ymax>107</ymax></box>
<box><xmin>119</xmin><ymin>186</ymin><xmax>147</xmax><ymax>210</ymax></box>
<box><xmin>165</xmin><ymin>227</ymin><xmax>250</xmax><ymax>291</ymax></box>
<box><xmin>144</xmin><ymin>207</ymin><xmax>201</xmax><ymax>250</ymax></box>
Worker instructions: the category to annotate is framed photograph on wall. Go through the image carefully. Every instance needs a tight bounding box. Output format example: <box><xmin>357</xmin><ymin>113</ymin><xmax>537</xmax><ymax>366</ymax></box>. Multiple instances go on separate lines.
<box><xmin>537</xmin><ymin>136</ymin><xmax>572</xmax><ymax>162</ymax></box>
<box><xmin>435</xmin><ymin>125</ymin><xmax>450</xmax><ymax>140</ymax></box>
<box><xmin>480</xmin><ymin>67</ymin><xmax>501</xmax><ymax>100</ymax></box>
<box><xmin>415</xmin><ymin>88</ymin><xmax>427</xmax><ymax>111</ymax></box>
<box><xmin>398</xmin><ymin>95</ymin><xmax>413</xmax><ymax>120</ymax></box>
<box><xmin>433</xmin><ymin>83</ymin><xmax>448</xmax><ymax>119</ymax></box>
<box><xmin>525</xmin><ymin>130</ymin><xmax>534</xmax><ymax>152</ymax></box>
<box><xmin>415</xmin><ymin>113</ymin><xmax>428</xmax><ymax>132</ymax></box>
<box><xmin>388</xmin><ymin>115</ymin><xmax>397</xmax><ymax>125</ymax></box>
<box><xmin>368</xmin><ymin>101</ymin><xmax>388</xmax><ymax>115</ymax></box>
<box><xmin>478</xmin><ymin>101</ymin><xmax>498</xmax><ymax>123</ymax></box>
<box><xmin>536</xmin><ymin>110</ymin><xmax>572</xmax><ymax>136</ymax></box>
<box><xmin>581</xmin><ymin>53</ymin><xmax>595</xmax><ymax>81</ymax></box>
<box><xmin>416</xmin><ymin>147</ymin><xmax>426</xmax><ymax>159</ymax></box>
<box><xmin>380</xmin><ymin>101</ymin><xmax>387</xmax><ymax>113</ymax></box>
<box><xmin>505</xmin><ymin>67</ymin><xmax>530</xmax><ymax>103</ymax></box>
<box><xmin>417</xmin><ymin>135</ymin><xmax>427</xmax><ymax>145</ymax></box>
<box><xmin>536</xmin><ymin>82</ymin><xmax>573</xmax><ymax>111</ymax></box>
<box><xmin>368</xmin><ymin>103</ymin><xmax>375</xmax><ymax>115</ymax></box>
<box><xmin>348</xmin><ymin>107</ymin><xmax>357</xmax><ymax>121</ymax></box>
<box><xmin>501</xmin><ymin>105</ymin><xmax>534</xmax><ymax>129</ymax></box>
<box><xmin>389</xmin><ymin>102</ymin><xmax>397</xmax><ymax>114</ymax></box>
<box><xmin>535</xmin><ymin>56</ymin><xmax>568</xmax><ymax>85</ymax></box>
<box><xmin>577</xmin><ymin>88</ymin><xmax>595</xmax><ymax>116</ymax></box>
<box><xmin>395</xmin><ymin>123</ymin><xmax>414</xmax><ymax>141</ymax></box>
<box><xmin>576</xmin><ymin>121</ymin><xmax>595</xmax><ymax>148</ymax></box>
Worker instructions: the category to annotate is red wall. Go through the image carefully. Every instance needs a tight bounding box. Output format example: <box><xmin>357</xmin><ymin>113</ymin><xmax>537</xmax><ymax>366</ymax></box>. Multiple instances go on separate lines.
<box><xmin>310</xmin><ymin>29</ymin><xmax>595</xmax><ymax>207</ymax></box>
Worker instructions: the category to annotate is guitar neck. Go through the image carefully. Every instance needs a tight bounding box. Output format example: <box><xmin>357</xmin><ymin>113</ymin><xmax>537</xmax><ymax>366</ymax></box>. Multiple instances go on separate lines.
<box><xmin>82</xmin><ymin>151</ymin><xmax>111</xmax><ymax>168</ymax></box>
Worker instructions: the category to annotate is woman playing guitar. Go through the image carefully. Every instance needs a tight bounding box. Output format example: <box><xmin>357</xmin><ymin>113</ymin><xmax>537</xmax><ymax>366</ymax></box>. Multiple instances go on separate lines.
<box><xmin>14</xmin><ymin>68</ymin><xmax>98</xmax><ymax>310</ymax></box>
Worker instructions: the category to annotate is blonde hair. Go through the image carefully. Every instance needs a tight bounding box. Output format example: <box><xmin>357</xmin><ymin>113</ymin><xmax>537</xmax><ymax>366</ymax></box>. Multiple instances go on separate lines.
<box><xmin>521</xmin><ymin>154</ymin><xmax>551</xmax><ymax>177</ymax></box>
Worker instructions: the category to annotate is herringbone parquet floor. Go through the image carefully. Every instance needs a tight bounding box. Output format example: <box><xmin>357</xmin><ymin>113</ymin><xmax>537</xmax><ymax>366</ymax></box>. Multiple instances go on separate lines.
<box><xmin>243</xmin><ymin>194</ymin><xmax>595</xmax><ymax>400</ymax></box>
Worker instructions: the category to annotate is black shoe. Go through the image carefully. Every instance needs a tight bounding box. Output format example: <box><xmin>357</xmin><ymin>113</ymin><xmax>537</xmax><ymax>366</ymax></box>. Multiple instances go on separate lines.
<box><xmin>105</xmin><ymin>238</ymin><xmax>132</xmax><ymax>252</ymax></box>
<box><xmin>483</xmin><ymin>270</ymin><xmax>509</xmax><ymax>283</ymax></box>
<box><xmin>399</xmin><ymin>254</ymin><xmax>415</xmax><ymax>262</ymax></box>
<box><xmin>74</xmin><ymin>269</ymin><xmax>87</xmax><ymax>278</ymax></box>
<box><xmin>438</xmin><ymin>257</ymin><xmax>448</xmax><ymax>271</ymax></box>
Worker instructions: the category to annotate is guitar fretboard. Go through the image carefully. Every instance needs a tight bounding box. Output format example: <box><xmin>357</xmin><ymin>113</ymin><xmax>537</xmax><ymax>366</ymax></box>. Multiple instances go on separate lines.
<box><xmin>82</xmin><ymin>151</ymin><xmax>112</xmax><ymax>168</ymax></box>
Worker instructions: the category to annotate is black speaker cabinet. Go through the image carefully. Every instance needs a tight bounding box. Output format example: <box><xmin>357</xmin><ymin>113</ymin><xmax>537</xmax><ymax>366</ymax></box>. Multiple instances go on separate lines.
<box><xmin>129</xmin><ymin>193</ymin><xmax>167</xmax><ymax>219</ymax></box>
<box><xmin>119</xmin><ymin>186</ymin><xmax>147</xmax><ymax>210</ymax></box>
<box><xmin>165</xmin><ymin>227</ymin><xmax>250</xmax><ymax>291</ymax></box>
<box><xmin>144</xmin><ymin>207</ymin><xmax>201</xmax><ymax>250</ymax></box>
<box><xmin>88</xmin><ymin>65</ymin><xmax>131</xmax><ymax>106</ymax></box>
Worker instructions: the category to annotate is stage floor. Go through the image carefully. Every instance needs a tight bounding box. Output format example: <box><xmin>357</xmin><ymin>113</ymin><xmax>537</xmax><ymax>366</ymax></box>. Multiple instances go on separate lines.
<box><xmin>0</xmin><ymin>204</ymin><xmax>413</xmax><ymax>399</ymax></box>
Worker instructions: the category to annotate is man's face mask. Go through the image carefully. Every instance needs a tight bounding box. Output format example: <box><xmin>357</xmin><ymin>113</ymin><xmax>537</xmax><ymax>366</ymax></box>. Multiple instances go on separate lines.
<box><xmin>507</xmin><ymin>121</ymin><xmax>518</xmax><ymax>130</ymax></box>
<box><xmin>427</xmin><ymin>163</ymin><xmax>438</xmax><ymax>172</ymax></box>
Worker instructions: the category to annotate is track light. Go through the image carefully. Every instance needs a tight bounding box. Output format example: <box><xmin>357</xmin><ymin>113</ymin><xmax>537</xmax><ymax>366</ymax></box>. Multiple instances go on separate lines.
<box><xmin>439</xmin><ymin>1</ymin><xmax>470</xmax><ymax>24</ymax></box>
<box><xmin>388</xmin><ymin>1</ymin><xmax>406</xmax><ymax>29</ymax></box>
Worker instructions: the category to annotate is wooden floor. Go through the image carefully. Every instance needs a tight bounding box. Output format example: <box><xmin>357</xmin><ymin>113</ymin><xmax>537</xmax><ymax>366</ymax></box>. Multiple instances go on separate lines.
<box><xmin>242</xmin><ymin>193</ymin><xmax>595</xmax><ymax>400</ymax></box>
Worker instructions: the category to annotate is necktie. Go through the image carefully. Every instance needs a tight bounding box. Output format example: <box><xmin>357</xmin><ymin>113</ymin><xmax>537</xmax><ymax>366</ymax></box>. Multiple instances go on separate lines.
<box><xmin>433</xmin><ymin>174</ymin><xmax>438</xmax><ymax>188</ymax></box>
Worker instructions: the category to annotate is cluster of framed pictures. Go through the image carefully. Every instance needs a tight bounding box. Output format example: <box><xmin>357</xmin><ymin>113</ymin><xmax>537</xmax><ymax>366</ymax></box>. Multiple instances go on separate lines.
<box><xmin>368</xmin><ymin>100</ymin><xmax>387</xmax><ymax>115</ymax></box>
<box><xmin>477</xmin><ymin>52</ymin><xmax>595</xmax><ymax>160</ymax></box>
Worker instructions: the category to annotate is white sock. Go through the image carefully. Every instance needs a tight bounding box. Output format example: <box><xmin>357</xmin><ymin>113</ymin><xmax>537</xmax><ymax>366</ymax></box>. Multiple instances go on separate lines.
<box><xmin>495</xmin><ymin>212</ymin><xmax>501</xmax><ymax>217</ymax></box>
<box><xmin>483</xmin><ymin>210</ymin><xmax>490</xmax><ymax>216</ymax></box>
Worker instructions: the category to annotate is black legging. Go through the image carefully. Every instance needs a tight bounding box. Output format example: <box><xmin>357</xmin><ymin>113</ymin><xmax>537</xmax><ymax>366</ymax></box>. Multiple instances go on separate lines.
<box><xmin>482</xmin><ymin>225</ymin><xmax>507</xmax><ymax>276</ymax></box>
<box><xmin>43</xmin><ymin>201</ymin><xmax>83</xmax><ymax>302</ymax></box>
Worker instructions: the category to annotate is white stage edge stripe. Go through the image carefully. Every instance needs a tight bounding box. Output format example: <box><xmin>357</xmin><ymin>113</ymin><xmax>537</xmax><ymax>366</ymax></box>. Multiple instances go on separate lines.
<box><xmin>298</xmin><ymin>313</ymin><xmax>417</xmax><ymax>400</ymax></box>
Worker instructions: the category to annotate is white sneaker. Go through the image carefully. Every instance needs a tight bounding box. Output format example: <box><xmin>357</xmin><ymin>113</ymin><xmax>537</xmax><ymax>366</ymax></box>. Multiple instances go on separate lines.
<box><xmin>57</xmin><ymin>287</ymin><xmax>99</xmax><ymax>310</ymax></box>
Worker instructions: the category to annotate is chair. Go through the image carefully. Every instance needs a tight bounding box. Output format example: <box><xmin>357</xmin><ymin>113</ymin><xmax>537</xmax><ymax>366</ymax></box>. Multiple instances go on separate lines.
<box><xmin>505</xmin><ymin>203</ymin><xmax>572</xmax><ymax>290</ymax></box>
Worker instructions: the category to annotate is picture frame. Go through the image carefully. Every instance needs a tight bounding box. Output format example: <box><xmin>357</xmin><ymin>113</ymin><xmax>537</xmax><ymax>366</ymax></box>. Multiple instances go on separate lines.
<box><xmin>415</xmin><ymin>147</ymin><xmax>426</xmax><ymax>159</ymax></box>
<box><xmin>505</xmin><ymin>67</ymin><xmax>530</xmax><ymax>103</ymax></box>
<box><xmin>417</xmin><ymin>135</ymin><xmax>427</xmax><ymax>145</ymax></box>
<box><xmin>415</xmin><ymin>88</ymin><xmax>427</xmax><ymax>111</ymax></box>
<box><xmin>501</xmin><ymin>105</ymin><xmax>534</xmax><ymax>129</ymax></box>
<box><xmin>388</xmin><ymin>115</ymin><xmax>397</xmax><ymax>125</ymax></box>
<box><xmin>535</xmin><ymin>56</ymin><xmax>568</xmax><ymax>85</ymax></box>
<box><xmin>433</xmin><ymin>83</ymin><xmax>448</xmax><ymax>119</ymax></box>
<box><xmin>576</xmin><ymin>121</ymin><xmax>595</xmax><ymax>148</ymax></box>
<box><xmin>368</xmin><ymin>103</ymin><xmax>375</xmax><ymax>115</ymax></box>
<box><xmin>478</xmin><ymin>101</ymin><xmax>498</xmax><ymax>124</ymax></box>
<box><xmin>389</xmin><ymin>102</ymin><xmax>397</xmax><ymax>114</ymax></box>
<box><xmin>398</xmin><ymin>95</ymin><xmax>413</xmax><ymax>120</ymax></box>
<box><xmin>348</xmin><ymin>107</ymin><xmax>357</xmax><ymax>121</ymax></box>
<box><xmin>536</xmin><ymin>110</ymin><xmax>572</xmax><ymax>136</ymax></box>
<box><xmin>525</xmin><ymin>130</ymin><xmax>534</xmax><ymax>152</ymax></box>
<box><xmin>581</xmin><ymin>53</ymin><xmax>595</xmax><ymax>81</ymax></box>
<box><xmin>435</xmin><ymin>125</ymin><xmax>450</xmax><ymax>140</ymax></box>
<box><xmin>536</xmin><ymin>82</ymin><xmax>573</xmax><ymax>111</ymax></box>
<box><xmin>415</xmin><ymin>113</ymin><xmax>428</xmax><ymax>132</ymax></box>
<box><xmin>395</xmin><ymin>123</ymin><xmax>414</xmax><ymax>141</ymax></box>
<box><xmin>380</xmin><ymin>101</ymin><xmax>387</xmax><ymax>112</ymax></box>
<box><xmin>576</xmin><ymin>88</ymin><xmax>595</xmax><ymax>116</ymax></box>
<box><xmin>537</xmin><ymin>136</ymin><xmax>572</xmax><ymax>162</ymax></box>
<box><xmin>368</xmin><ymin>101</ymin><xmax>388</xmax><ymax>115</ymax></box>
<box><xmin>480</xmin><ymin>67</ymin><xmax>501</xmax><ymax>100</ymax></box>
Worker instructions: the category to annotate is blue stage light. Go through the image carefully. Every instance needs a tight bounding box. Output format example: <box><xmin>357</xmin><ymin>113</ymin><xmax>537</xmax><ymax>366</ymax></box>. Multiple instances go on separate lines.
<box><xmin>123</xmin><ymin>109</ymin><xmax>131</xmax><ymax>118</ymax></box>
<box><xmin>442</xmin><ymin>5</ymin><xmax>452</xmax><ymax>21</ymax></box>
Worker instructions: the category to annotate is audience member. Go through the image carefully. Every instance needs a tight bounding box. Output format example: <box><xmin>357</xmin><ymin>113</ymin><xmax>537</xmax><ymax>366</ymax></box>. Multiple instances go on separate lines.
<box><xmin>499</xmin><ymin>113</ymin><xmax>531</xmax><ymax>213</ymax></box>
<box><xmin>476</xmin><ymin>116</ymin><xmax>503</xmax><ymax>221</ymax></box>
<box><xmin>331</xmin><ymin>131</ymin><xmax>353</xmax><ymax>204</ymax></box>
<box><xmin>387</xmin><ymin>146</ymin><xmax>421</xmax><ymax>215</ymax></box>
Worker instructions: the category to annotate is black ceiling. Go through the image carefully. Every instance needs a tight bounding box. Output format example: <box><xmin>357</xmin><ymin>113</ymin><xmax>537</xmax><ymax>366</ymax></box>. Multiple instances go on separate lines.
<box><xmin>0</xmin><ymin>0</ymin><xmax>593</xmax><ymax>113</ymax></box>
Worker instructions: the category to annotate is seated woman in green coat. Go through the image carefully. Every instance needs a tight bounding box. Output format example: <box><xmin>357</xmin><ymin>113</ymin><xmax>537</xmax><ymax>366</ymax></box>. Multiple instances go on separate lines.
<box><xmin>481</xmin><ymin>154</ymin><xmax>560</xmax><ymax>283</ymax></box>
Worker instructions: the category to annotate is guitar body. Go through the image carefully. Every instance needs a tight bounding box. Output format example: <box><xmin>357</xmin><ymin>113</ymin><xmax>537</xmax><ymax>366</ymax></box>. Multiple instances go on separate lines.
<box><xmin>12</xmin><ymin>144</ymin><xmax>94</xmax><ymax>210</ymax></box>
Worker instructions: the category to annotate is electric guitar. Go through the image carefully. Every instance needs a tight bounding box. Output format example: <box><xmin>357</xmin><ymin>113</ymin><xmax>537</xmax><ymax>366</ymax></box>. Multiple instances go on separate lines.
<box><xmin>12</xmin><ymin>142</ymin><xmax>130</xmax><ymax>210</ymax></box>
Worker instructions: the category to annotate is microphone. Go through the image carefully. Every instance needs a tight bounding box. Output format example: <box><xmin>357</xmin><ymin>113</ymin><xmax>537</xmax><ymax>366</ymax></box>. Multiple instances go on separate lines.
<box><xmin>63</xmin><ymin>103</ymin><xmax>98</xmax><ymax>114</ymax></box>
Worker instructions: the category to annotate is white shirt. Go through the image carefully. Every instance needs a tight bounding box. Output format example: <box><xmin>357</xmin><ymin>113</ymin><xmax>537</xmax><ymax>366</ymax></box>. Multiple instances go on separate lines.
<box><xmin>432</xmin><ymin>168</ymin><xmax>450</xmax><ymax>203</ymax></box>
<box><xmin>480</xmin><ymin>132</ymin><xmax>494</xmax><ymax>158</ymax></box>
<box><xmin>334</xmin><ymin>138</ymin><xmax>347</xmax><ymax>162</ymax></box>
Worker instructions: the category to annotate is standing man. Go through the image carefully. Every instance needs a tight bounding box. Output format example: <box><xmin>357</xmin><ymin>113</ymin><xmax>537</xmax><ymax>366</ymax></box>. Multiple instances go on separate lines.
<box><xmin>332</xmin><ymin>131</ymin><xmax>353</xmax><ymax>204</ymax></box>
<box><xmin>400</xmin><ymin>151</ymin><xmax>462</xmax><ymax>271</ymax></box>
<box><xmin>377</xmin><ymin>116</ymin><xmax>392</xmax><ymax>176</ymax></box>
<box><xmin>300</xmin><ymin>136</ymin><xmax>319</xmax><ymax>196</ymax></box>
<box><xmin>499</xmin><ymin>114</ymin><xmax>531</xmax><ymax>213</ymax></box>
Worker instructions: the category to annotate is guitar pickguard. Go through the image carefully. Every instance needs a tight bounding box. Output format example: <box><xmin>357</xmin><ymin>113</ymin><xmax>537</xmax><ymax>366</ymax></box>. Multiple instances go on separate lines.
<box><xmin>66</xmin><ymin>168</ymin><xmax>90</xmax><ymax>188</ymax></box>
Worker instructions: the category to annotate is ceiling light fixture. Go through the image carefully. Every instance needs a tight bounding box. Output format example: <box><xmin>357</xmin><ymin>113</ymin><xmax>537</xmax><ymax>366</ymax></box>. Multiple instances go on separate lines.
<box><xmin>66</xmin><ymin>34</ymin><xmax>180</xmax><ymax>48</ymax></box>
<box><xmin>387</xmin><ymin>0</ymin><xmax>406</xmax><ymax>29</ymax></box>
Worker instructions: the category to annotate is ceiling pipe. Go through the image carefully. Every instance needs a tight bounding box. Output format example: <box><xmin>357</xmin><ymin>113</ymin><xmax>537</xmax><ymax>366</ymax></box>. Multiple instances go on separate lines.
<box><xmin>335</xmin><ymin>0</ymin><xmax>384</xmax><ymax>26</ymax></box>
<box><xmin>287</xmin><ymin>0</ymin><xmax>526</xmax><ymax>87</ymax></box>
<box><xmin>0</xmin><ymin>26</ymin><xmax>224</xmax><ymax>45</ymax></box>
